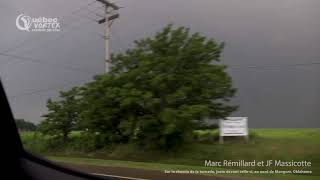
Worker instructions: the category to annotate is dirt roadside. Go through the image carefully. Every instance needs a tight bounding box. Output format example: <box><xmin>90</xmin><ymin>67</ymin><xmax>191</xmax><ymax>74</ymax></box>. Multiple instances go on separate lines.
<box><xmin>61</xmin><ymin>162</ymin><xmax>246</xmax><ymax>180</ymax></box>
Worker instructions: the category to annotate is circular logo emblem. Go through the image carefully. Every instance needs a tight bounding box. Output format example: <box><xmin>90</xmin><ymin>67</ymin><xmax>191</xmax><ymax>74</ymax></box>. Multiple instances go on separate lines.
<box><xmin>16</xmin><ymin>14</ymin><xmax>32</xmax><ymax>31</ymax></box>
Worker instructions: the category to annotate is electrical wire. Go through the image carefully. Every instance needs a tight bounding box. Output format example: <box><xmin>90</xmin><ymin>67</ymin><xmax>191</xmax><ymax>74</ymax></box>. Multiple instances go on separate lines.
<box><xmin>0</xmin><ymin>2</ymin><xmax>105</xmax><ymax>73</ymax></box>
<box><xmin>2</xmin><ymin>0</ymin><xmax>99</xmax><ymax>54</ymax></box>
<box><xmin>6</xmin><ymin>60</ymin><xmax>320</xmax><ymax>100</ymax></box>
<box><xmin>228</xmin><ymin>61</ymin><xmax>320</xmax><ymax>70</ymax></box>
<box><xmin>0</xmin><ymin>52</ymin><xmax>97</xmax><ymax>74</ymax></box>
<box><xmin>8</xmin><ymin>78</ymin><xmax>92</xmax><ymax>99</ymax></box>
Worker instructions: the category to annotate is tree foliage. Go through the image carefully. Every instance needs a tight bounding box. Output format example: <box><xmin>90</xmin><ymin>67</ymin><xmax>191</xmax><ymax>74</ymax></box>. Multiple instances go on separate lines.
<box><xmin>39</xmin><ymin>88</ymin><xmax>80</xmax><ymax>141</ymax></box>
<box><xmin>79</xmin><ymin>25</ymin><xmax>237</xmax><ymax>149</ymax></box>
<box><xmin>40</xmin><ymin>25</ymin><xmax>237</xmax><ymax>150</ymax></box>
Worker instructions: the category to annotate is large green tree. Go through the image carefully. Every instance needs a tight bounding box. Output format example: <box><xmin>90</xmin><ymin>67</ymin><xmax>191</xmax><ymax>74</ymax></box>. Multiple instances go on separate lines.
<box><xmin>39</xmin><ymin>87</ymin><xmax>80</xmax><ymax>141</ymax></box>
<box><xmin>80</xmin><ymin>25</ymin><xmax>237</xmax><ymax>149</ymax></box>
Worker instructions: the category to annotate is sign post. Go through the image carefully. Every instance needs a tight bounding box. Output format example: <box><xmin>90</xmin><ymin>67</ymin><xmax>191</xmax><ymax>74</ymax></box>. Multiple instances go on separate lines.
<box><xmin>219</xmin><ymin>117</ymin><xmax>248</xmax><ymax>144</ymax></box>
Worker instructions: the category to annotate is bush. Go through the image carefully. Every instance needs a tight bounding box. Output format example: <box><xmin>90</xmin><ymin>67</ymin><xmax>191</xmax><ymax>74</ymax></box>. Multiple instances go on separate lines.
<box><xmin>20</xmin><ymin>132</ymin><xmax>51</xmax><ymax>154</ymax></box>
<box><xmin>195</xmin><ymin>123</ymin><xmax>219</xmax><ymax>130</ymax></box>
<box><xmin>21</xmin><ymin>131</ymin><xmax>111</xmax><ymax>153</ymax></box>
<box><xmin>193</xmin><ymin>129</ymin><xmax>219</xmax><ymax>143</ymax></box>
<box><xmin>66</xmin><ymin>133</ymin><xmax>108</xmax><ymax>152</ymax></box>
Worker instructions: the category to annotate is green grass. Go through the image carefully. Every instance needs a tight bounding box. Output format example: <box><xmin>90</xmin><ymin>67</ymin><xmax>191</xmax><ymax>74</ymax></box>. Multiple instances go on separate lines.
<box><xmin>20</xmin><ymin>131</ymin><xmax>51</xmax><ymax>153</ymax></box>
<box><xmin>20</xmin><ymin>128</ymin><xmax>320</xmax><ymax>179</ymax></box>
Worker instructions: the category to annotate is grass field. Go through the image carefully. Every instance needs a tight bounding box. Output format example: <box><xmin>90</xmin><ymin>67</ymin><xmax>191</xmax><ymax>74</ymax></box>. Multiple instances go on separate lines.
<box><xmin>20</xmin><ymin>128</ymin><xmax>320</xmax><ymax>179</ymax></box>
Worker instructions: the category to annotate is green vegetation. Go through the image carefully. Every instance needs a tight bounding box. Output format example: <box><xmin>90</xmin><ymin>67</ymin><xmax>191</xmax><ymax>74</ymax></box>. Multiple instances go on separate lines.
<box><xmin>38</xmin><ymin>24</ymin><xmax>237</xmax><ymax>150</ymax></box>
<box><xmin>21</xmin><ymin>25</ymin><xmax>318</xmax><ymax>179</ymax></box>
<box><xmin>21</xmin><ymin>128</ymin><xmax>320</xmax><ymax>178</ymax></box>
<box><xmin>15</xmin><ymin>119</ymin><xmax>37</xmax><ymax>131</ymax></box>
<box><xmin>38</xmin><ymin>88</ymin><xmax>80</xmax><ymax>142</ymax></box>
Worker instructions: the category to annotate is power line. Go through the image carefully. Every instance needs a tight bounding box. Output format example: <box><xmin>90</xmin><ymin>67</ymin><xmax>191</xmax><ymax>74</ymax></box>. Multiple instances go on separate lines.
<box><xmin>8</xmin><ymin>78</ymin><xmax>92</xmax><ymax>100</ymax></box>
<box><xmin>2</xmin><ymin>49</ymin><xmax>319</xmax><ymax>75</ymax></box>
<box><xmin>0</xmin><ymin>19</ymin><xmax>103</xmax><ymax>71</ymax></box>
<box><xmin>7</xmin><ymin>60</ymin><xmax>320</xmax><ymax>100</ymax></box>
<box><xmin>228</xmin><ymin>61</ymin><xmax>320</xmax><ymax>70</ymax></box>
<box><xmin>11</xmin><ymin>9</ymin><xmax>102</xmax><ymax>55</ymax></box>
<box><xmin>0</xmin><ymin>52</ymin><xmax>96</xmax><ymax>74</ymax></box>
<box><xmin>1</xmin><ymin>15</ymin><xmax>104</xmax><ymax>70</ymax></box>
<box><xmin>2</xmin><ymin>0</ymin><xmax>99</xmax><ymax>54</ymax></box>
<box><xmin>65</xmin><ymin>0</ymin><xmax>98</xmax><ymax>18</ymax></box>
<box><xmin>82</xmin><ymin>7</ymin><xmax>105</xmax><ymax>18</ymax></box>
<box><xmin>0</xmin><ymin>2</ymin><xmax>105</xmax><ymax>72</ymax></box>
<box><xmin>14</xmin><ymin>18</ymin><xmax>99</xmax><ymax>56</ymax></box>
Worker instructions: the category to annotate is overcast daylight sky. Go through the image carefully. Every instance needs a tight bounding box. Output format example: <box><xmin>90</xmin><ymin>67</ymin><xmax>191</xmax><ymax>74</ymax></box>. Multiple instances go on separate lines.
<box><xmin>0</xmin><ymin>0</ymin><xmax>319</xmax><ymax>127</ymax></box>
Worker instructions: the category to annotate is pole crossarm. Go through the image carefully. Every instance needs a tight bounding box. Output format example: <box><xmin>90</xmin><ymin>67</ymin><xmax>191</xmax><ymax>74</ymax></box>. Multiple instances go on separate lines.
<box><xmin>98</xmin><ymin>13</ymin><xmax>119</xmax><ymax>24</ymax></box>
<box><xmin>95</xmin><ymin>0</ymin><xmax>120</xmax><ymax>73</ymax></box>
<box><xmin>96</xmin><ymin>0</ymin><xmax>119</xmax><ymax>10</ymax></box>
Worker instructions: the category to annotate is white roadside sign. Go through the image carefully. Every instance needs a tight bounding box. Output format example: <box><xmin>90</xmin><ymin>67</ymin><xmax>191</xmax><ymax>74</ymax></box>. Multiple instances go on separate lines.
<box><xmin>219</xmin><ymin>117</ymin><xmax>248</xmax><ymax>143</ymax></box>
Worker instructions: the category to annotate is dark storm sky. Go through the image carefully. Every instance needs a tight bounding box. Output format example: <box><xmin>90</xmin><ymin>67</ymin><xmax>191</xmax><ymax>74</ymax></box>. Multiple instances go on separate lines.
<box><xmin>0</xmin><ymin>0</ymin><xmax>319</xmax><ymax>127</ymax></box>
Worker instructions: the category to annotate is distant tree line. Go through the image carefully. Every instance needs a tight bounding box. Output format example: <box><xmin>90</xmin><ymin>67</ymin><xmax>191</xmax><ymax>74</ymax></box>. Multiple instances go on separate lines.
<box><xmin>38</xmin><ymin>25</ymin><xmax>237</xmax><ymax>150</ymax></box>
<box><xmin>15</xmin><ymin>119</ymin><xmax>37</xmax><ymax>131</ymax></box>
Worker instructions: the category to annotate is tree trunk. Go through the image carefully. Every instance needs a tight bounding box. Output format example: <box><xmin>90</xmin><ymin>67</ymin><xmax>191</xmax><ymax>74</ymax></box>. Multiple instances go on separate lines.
<box><xmin>62</xmin><ymin>132</ymin><xmax>68</xmax><ymax>142</ymax></box>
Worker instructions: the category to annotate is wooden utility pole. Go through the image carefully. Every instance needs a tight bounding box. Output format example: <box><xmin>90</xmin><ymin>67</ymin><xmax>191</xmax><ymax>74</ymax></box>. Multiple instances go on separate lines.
<box><xmin>95</xmin><ymin>0</ymin><xmax>119</xmax><ymax>73</ymax></box>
